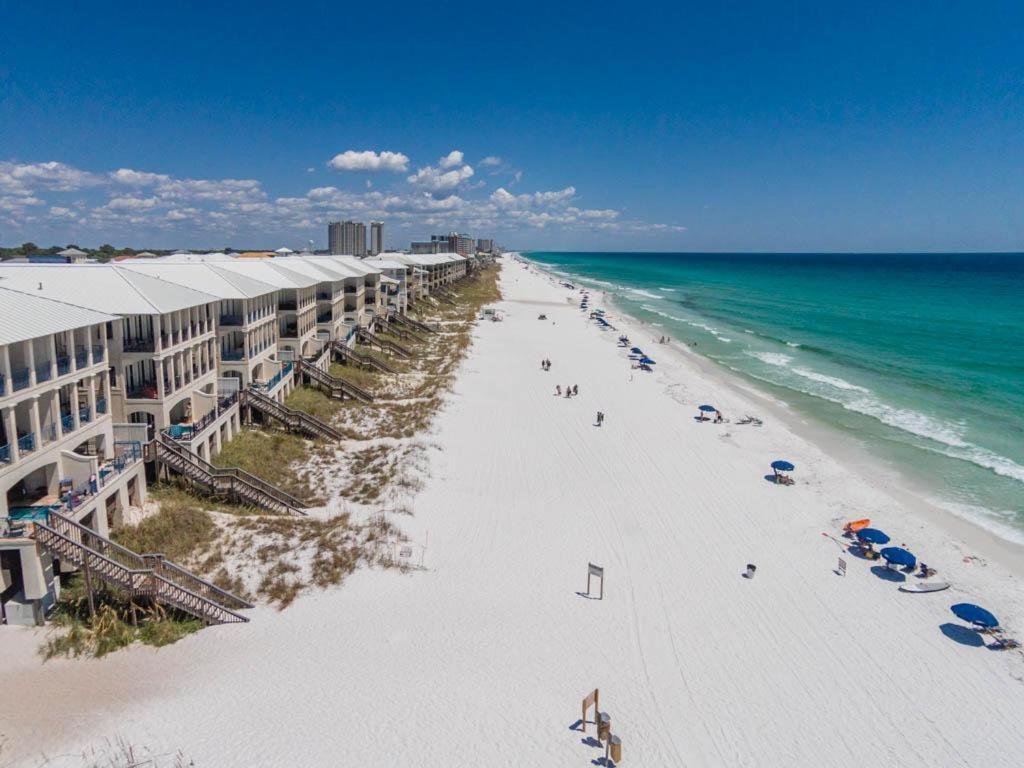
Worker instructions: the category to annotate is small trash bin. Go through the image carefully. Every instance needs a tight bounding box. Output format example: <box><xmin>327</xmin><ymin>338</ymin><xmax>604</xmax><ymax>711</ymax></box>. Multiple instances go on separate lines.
<box><xmin>598</xmin><ymin>712</ymin><xmax>611</xmax><ymax>742</ymax></box>
<box><xmin>610</xmin><ymin>735</ymin><xmax>622</xmax><ymax>763</ymax></box>
<box><xmin>745</xmin><ymin>563</ymin><xmax>757</xmax><ymax>579</ymax></box>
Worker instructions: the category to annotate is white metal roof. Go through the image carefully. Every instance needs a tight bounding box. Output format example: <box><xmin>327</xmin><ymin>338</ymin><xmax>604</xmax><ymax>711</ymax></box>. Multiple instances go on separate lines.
<box><xmin>58</xmin><ymin>247</ymin><xmax>87</xmax><ymax>257</ymax></box>
<box><xmin>214</xmin><ymin>260</ymin><xmax>319</xmax><ymax>289</ymax></box>
<box><xmin>269</xmin><ymin>258</ymin><xmax>353</xmax><ymax>283</ymax></box>
<box><xmin>0</xmin><ymin>264</ymin><xmax>220</xmax><ymax>314</ymax></box>
<box><xmin>364</xmin><ymin>258</ymin><xmax>408</xmax><ymax>271</ymax></box>
<box><xmin>0</xmin><ymin>286</ymin><xmax>118</xmax><ymax>345</ymax></box>
<box><xmin>379</xmin><ymin>275</ymin><xmax>400</xmax><ymax>285</ymax></box>
<box><xmin>156</xmin><ymin>251</ymin><xmax>234</xmax><ymax>262</ymax></box>
<box><xmin>118</xmin><ymin>262</ymin><xmax>279</xmax><ymax>300</ymax></box>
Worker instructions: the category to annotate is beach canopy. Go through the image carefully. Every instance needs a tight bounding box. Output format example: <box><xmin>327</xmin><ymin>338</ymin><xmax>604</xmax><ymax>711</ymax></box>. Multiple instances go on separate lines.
<box><xmin>951</xmin><ymin>603</ymin><xmax>999</xmax><ymax>628</ymax></box>
<box><xmin>631</xmin><ymin>347</ymin><xmax>644</xmax><ymax>354</ymax></box>
<box><xmin>880</xmin><ymin>546</ymin><xmax>916</xmax><ymax>567</ymax></box>
<box><xmin>639</xmin><ymin>357</ymin><xmax>656</xmax><ymax>365</ymax></box>
<box><xmin>771</xmin><ymin>460</ymin><xmax>795</xmax><ymax>472</ymax></box>
<box><xmin>699</xmin><ymin>404</ymin><xmax>717</xmax><ymax>413</ymax></box>
<box><xmin>856</xmin><ymin>528</ymin><xmax>890</xmax><ymax>545</ymax></box>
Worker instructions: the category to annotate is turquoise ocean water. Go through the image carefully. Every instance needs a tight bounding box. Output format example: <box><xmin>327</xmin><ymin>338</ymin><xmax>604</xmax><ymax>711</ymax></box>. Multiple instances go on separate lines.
<box><xmin>524</xmin><ymin>252</ymin><xmax>1024</xmax><ymax>542</ymax></box>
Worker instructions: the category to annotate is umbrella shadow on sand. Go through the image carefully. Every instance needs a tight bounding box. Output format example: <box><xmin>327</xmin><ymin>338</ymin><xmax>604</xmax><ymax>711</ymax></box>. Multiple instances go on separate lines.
<box><xmin>870</xmin><ymin>565</ymin><xmax>906</xmax><ymax>582</ymax></box>
<box><xmin>940</xmin><ymin>623</ymin><xmax>986</xmax><ymax>647</ymax></box>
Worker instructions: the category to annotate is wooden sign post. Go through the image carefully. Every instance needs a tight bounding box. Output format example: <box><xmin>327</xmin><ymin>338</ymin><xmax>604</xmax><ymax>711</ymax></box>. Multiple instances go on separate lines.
<box><xmin>581</xmin><ymin>688</ymin><xmax>599</xmax><ymax>733</ymax></box>
<box><xmin>587</xmin><ymin>562</ymin><xmax>605</xmax><ymax>600</ymax></box>
<box><xmin>837</xmin><ymin>557</ymin><xmax>847</xmax><ymax>577</ymax></box>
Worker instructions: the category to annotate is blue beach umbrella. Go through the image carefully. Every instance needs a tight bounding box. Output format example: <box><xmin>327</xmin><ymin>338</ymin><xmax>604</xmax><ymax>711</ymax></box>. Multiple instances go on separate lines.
<box><xmin>856</xmin><ymin>528</ymin><xmax>890</xmax><ymax>545</ymax></box>
<box><xmin>771</xmin><ymin>460</ymin><xmax>795</xmax><ymax>472</ymax></box>
<box><xmin>631</xmin><ymin>347</ymin><xmax>644</xmax><ymax>354</ymax></box>
<box><xmin>880</xmin><ymin>546</ymin><xmax>916</xmax><ymax>568</ymax></box>
<box><xmin>951</xmin><ymin>603</ymin><xmax>999</xmax><ymax>629</ymax></box>
<box><xmin>699</xmin><ymin>404</ymin><xmax>717</xmax><ymax>413</ymax></box>
<box><xmin>639</xmin><ymin>357</ymin><xmax>656</xmax><ymax>365</ymax></box>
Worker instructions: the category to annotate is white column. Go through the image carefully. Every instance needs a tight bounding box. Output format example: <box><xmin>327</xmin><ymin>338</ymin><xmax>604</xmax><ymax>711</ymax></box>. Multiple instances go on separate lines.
<box><xmin>26</xmin><ymin>341</ymin><xmax>37</xmax><ymax>387</ymax></box>
<box><xmin>48</xmin><ymin>335</ymin><xmax>58</xmax><ymax>379</ymax></box>
<box><xmin>2</xmin><ymin>345</ymin><xmax>11</xmax><ymax>395</ymax></box>
<box><xmin>87</xmin><ymin>375</ymin><xmax>97</xmax><ymax>420</ymax></box>
<box><xmin>153</xmin><ymin>314</ymin><xmax>163</xmax><ymax>352</ymax></box>
<box><xmin>4</xmin><ymin>406</ymin><xmax>19</xmax><ymax>462</ymax></box>
<box><xmin>70</xmin><ymin>383</ymin><xmax>80</xmax><ymax>430</ymax></box>
<box><xmin>29</xmin><ymin>396</ymin><xmax>42</xmax><ymax>449</ymax></box>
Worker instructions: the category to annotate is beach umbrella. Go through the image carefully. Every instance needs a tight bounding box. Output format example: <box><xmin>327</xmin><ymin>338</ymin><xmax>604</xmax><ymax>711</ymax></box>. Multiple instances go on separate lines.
<box><xmin>699</xmin><ymin>404</ymin><xmax>717</xmax><ymax>413</ymax></box>
<box><xmin>856</xmin><ymin>528</ymin><xmax>890</xmax><ymax>545</ymax></box>
<box><xmin>639</xmin><ymin>357</ymin><xmax>656</xmax><ymax>365</ymax></box>
<box><xmin>951</xmin><ymin>603</ymin><xmax>999</xmax><ymax>629</ymax></box>
<box><xmin>770</xmin><ymin>460</ymin><xmax>795</xmax><ymax>472</ymax></box>
<box><xmin>880</xmin><ymin>546</ymin><xmax>916</xmax><ymax>568</ymax></box>
<box><xmin>631</xmin><ymin>347</ymin><xmax>644</xmax><ymax>354</ymax></box>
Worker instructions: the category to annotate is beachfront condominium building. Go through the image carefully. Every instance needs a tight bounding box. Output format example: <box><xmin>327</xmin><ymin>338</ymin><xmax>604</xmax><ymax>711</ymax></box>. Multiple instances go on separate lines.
<box><xmin>328</xmin><ymin>220</ymin><xmax>367</xmax><ymax>256</ymax></box>
<box><xmin>0</xmin><ymin>264</ymin><xmax>238</xmax><ymax>460</ymax></box>
<box><xmin>476</xmin><ymin>239</ymin><xmax>494</xmax><ymax>254</ymax></box>
<box><xmin>117</xmin><ymin>262</ymin><xmax>286</xmax><ymax>396</ymax></box>
<box><xmin>369</xmin><ymin>222</ymin><xmax>384</xmax><ymax>256</ymax></box>
<box><xmin>364</xmin><ymin>256</ymin><xmax>411</xmax><ymax>316</ymax></box>
<box><xmin>0</xmin><ymin>288</ymin><xmax>149</xmax><ymax>625</ymax></box>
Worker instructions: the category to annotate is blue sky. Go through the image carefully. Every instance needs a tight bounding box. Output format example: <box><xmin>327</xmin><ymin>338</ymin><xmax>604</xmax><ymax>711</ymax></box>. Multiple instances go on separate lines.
<box><xmin>1</xmin><ymin>1</ymin><xmax>1022</xmax><ymax>251</ymax></box>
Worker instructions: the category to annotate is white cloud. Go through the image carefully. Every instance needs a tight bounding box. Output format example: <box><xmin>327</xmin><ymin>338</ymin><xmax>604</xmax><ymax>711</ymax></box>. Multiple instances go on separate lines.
<box><xmin>0</xmin><ymin>161</ymin><xmax>103</xmax><ymax>195</ymax></box>
<box><xmin>327</xmin><ymin>150</ymin><xmax>410</xmax><ymax>172</ymax></box>
<box><xmin>439</xmin><ymin>150</ymin><xmax>464</xmax><ymax>169</ymax></box>
<box><xmin>105</xmin><ymin>196</ymin><xmax>160</xmax><ymax>211</ymax></box>
<box><xmin>110</xmin><ymin>168</ymin><xmax>171</xmax><ymax>186</ymax></box>
<box><xmin>479</xmin><ymin>156</ymin><xmax>502</xmax><ymax>167</ymax></box>
<box><xmin>407</xmin><ymin>163</ymin><xmax>475</xmax><ymax>191</ymax></box>
<box><xmin>491</xmin><ymin>186</ymin><xmax>576</xmax><ymax>208</ymax></box>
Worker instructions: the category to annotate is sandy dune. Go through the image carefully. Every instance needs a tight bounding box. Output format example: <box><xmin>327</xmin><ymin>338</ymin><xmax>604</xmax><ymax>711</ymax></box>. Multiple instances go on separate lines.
<box><xmin>4</xmin><ymin>260</ymin><xmax>1023</xmax><ymax>767</ymax></box>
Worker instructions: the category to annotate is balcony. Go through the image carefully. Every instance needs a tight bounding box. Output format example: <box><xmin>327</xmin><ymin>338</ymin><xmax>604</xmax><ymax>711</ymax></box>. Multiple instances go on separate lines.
<box><xmin>17</xmin><ymin>433</ymin><xmax>35</xmax><ymax>455</ymax></box>
<box><xmin>61</xmin><ymin>413</ymin><xmax>74</xmax><ymax>432</ymax></box>
<box><xmin>316</xmin><ymin>312</ymin><xmax>333</xmax><ymax>324</ymax></box>
<box><xmin>280</xmin><ymin>324</ymin><xmax>299</xmax><ymax>338</ymax></box>
<box><xmin>219</xmin><ymin>314</ymin><xmax>244</xmax><ymax>326</ymax></box>
<box><xmin>56</xmin><ymin>356</ymin><xmax>71</xmax><ymax>376</ymax></box>
<box><xmin>0</xmin><ymin>374</ymin><xmax>4</xmax><ymax>396</ymax></box>
<box><xmin>79</xmin><ymin>406</ymin><xmax>92</xmax><ymax>424</ymax></box>
<box><xmin>222</xmin><ymin>348</ymin><xmax>245</xmax><ymax>361</ymax></box>
<box><xmin>42</xmin><ymin>422</ymin><xmax>58</xmax><ymax>444</ymax></box>
<box><xmin>123</xmin><ymin>337</ymin><xmax>155</xmax><ymax>353</ymax></box>
<box><xmin>278</xmin><ymin>300</ymin><xmax>297</xmax><ymax>311</ymax></box>
<box><xmin>96</xmin><ymin>397</ymin><xmax>107</xmax><ymax>414</ymax></box>
<box><xmin>125</xmin><ymin>383</ymin><xmax>159</xmax><ymax>400</ymax></box>
<box><xmin>35</xmin><ymin>361</ymin><xmax>53</xmax><ymax>383</ymax></box>
<box><xmin>92</xmin><ymin>344</ymin><xmax>105</xmax><ymax>361</ymax></box>
<box><xmin>74</xmin><ymin>349</ymin><xmax>89</xmax><ymax>368</ymax></box>
<box><xmin>316</xmin><ymin>291</ymin><xmax>333</xmax><ymax>301</ymax></box>
<box><xmin>11</xmin><ymin>367</ymin><xmax>30</xmax><ymax>391</ymax></box>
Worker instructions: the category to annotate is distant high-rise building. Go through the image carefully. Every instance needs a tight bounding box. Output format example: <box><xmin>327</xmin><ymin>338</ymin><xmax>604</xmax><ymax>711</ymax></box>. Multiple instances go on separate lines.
<box><xmin>430</xmin><ymin>232</ymin><xmax>474</xmax><ymax>258</ymax></box>
<box><xmin>370</xmin><ymin>222</ymin><xmax>384</xmax><ymax>256</ymax></box>
<box><xmin>411</xmin><ymin>240</ymin><xmax>442</xmax><ymax>254</ymax></box>
<box><xmin>328</xmin><ymin>221</ymin><xmax>343</xmax><ymax>255</ymax></box>
<box><xmin>476</xmin><ymin>238</ymin><xmax>494</xmax><ymax>254</ymax></box>
<box><xmin>328</xmin><ymin>220</ymin><xmax>367</xmax><ymax>256</ymax></box>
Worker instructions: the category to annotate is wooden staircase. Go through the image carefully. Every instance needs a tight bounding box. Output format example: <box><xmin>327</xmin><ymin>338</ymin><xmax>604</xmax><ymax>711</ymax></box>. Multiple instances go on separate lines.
<box><xmin>240</xmin><ymin>387</ymin><xmax>348</xmax><ymax>439</ymax></box>
<box><xmin>391</xmin><ymin>312</ymin><xmax>436</xmax><ymax>335</ymax></box>
<box><xmin>293</xmin><ymin>360</ymin><xmax>374</xmax><ymax>404</ymax></box>
<box><xmin>356</xmin><ymin>328</ymin><xmax>413</xmax><ymax>359</ymax></box>
<box><xmin>331</xmin><ymin>341</ymin><xmax>398</xmax><ymax>374</ymax></box>
<box><xmin>154</xmin><ymin>433</ymin><xmax>306</xmax><ymax>516</ymax></box>
<box><xmin>377</xmin><ymin>318</ymin><xmax>426</xmax><ymax>344</ymax></box>
<box><xmin>33</xmin><ymin>512</ymin><xmax>251</xmax><ymax>625</ymax></box>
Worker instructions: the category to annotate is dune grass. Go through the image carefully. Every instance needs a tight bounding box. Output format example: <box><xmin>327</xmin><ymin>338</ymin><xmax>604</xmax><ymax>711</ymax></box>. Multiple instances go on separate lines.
<box><xmin>212</xmin><ymin>428</ymin><xmax>324</xmax><ymax>505</ymax></box>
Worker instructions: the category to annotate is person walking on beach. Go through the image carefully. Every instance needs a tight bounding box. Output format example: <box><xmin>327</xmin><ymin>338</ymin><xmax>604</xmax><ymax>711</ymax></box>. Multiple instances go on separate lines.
<box><xmin>556</xmin><ymin>385</ymin><xmax>562</xmax><ymax>396</ymax></box>
<box><xmin>595</xmin><ymin>411</ymin><xmax>604</xmax><ymax>426</ymax></box>
<box><xmin>565</xmin><ymin>385</ymin><xmax>572</xmax><ymax>398</ymax></box>
<box><xmin>572</xmin><ymin>384</ymin><xmax>579</xmax><ymax>396</ymax></box>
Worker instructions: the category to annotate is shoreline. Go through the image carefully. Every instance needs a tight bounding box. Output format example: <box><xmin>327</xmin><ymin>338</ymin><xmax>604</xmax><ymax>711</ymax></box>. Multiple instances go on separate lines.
<box><xmin>523</xmin><ymin>255</ymin><xmax>1024</xmax><ymax>577</ymax></box>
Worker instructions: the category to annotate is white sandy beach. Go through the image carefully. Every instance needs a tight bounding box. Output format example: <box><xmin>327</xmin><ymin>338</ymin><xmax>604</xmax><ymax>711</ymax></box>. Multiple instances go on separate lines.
<box><xmin>4</xmin><ymin>259</ymin><xmax>1024</xmax><ymax>767</ymax></box>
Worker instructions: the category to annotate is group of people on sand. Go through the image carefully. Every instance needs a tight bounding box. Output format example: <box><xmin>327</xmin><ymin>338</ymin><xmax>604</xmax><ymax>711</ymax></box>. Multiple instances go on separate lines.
<box><xmin>595</xmin><ymin>411</ymin><xmax>605</xmax><ymax>427</ymax></box>
<box><xmin>540</xmin><ymin>358</ymin><xmax>552</xmax><ymax>371</ymax></box>
<box><xmin>556</xmin><ymin>384</ymin><xmax>579</xmax><ymax>397</ymax></box>
<box><xmin>658</xmin><ymin>335</ymin><xmax>672</xmax><ymax>344</ymax></box>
